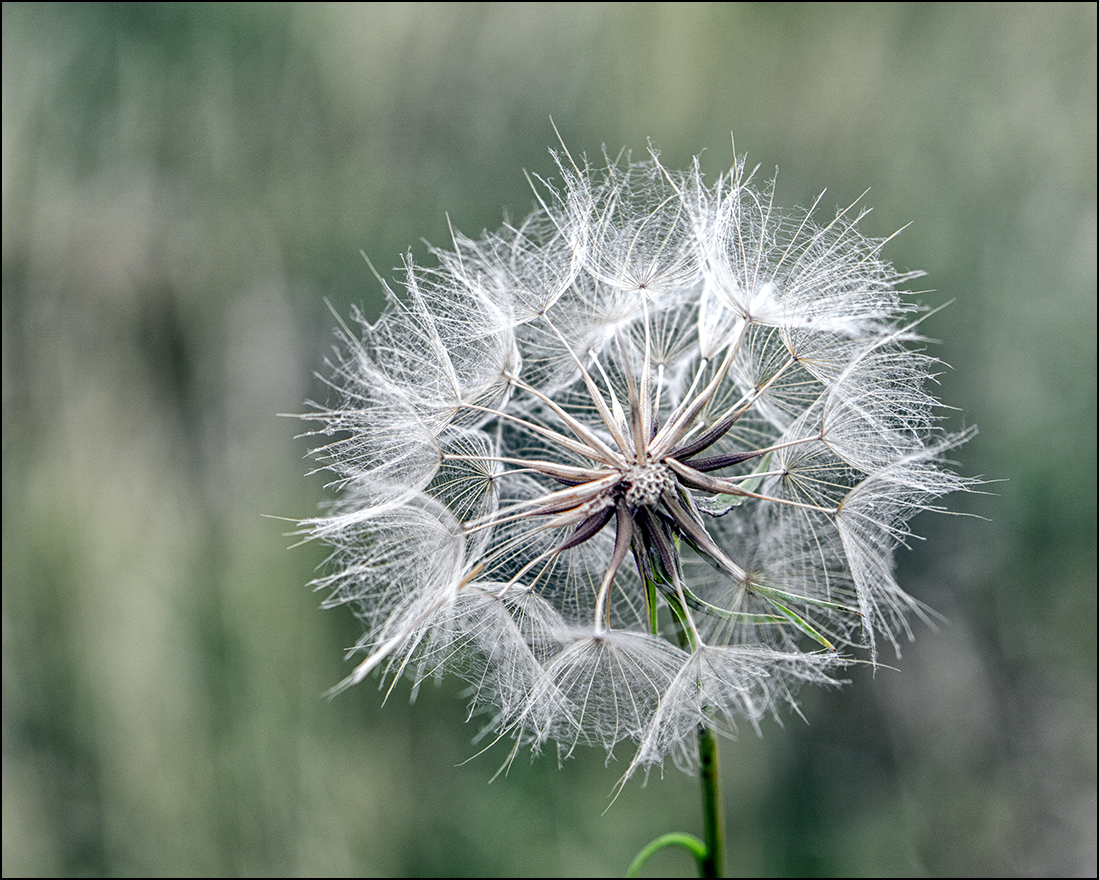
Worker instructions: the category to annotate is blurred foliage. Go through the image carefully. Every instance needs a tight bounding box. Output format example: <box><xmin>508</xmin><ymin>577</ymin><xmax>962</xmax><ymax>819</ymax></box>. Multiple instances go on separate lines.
<box><xmin>3</xmin><ymin>3</ymin><xmax>1095</xmax><ymax>876</ymax></box>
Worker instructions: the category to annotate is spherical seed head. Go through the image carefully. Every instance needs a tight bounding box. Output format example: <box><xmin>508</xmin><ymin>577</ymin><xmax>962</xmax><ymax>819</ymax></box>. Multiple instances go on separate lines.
<box><xmin>302</xmin><ymin>139</ymin><xmax>976</xmax><ymax>775</ymax></box>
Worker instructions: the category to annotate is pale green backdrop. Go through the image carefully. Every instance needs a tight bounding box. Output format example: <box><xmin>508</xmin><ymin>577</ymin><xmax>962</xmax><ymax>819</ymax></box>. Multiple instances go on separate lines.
<box><xmin>3</xmin><ymin>4</ymin><xmax>1095</xmax><ymax>876</ymax></box>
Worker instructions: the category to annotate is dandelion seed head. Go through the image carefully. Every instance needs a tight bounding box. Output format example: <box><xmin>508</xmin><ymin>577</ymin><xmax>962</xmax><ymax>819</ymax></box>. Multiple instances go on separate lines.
<box><xmin>300</xmin><ymin>139</ymin><xmax>976</xmax><ymax>774</ymax></box>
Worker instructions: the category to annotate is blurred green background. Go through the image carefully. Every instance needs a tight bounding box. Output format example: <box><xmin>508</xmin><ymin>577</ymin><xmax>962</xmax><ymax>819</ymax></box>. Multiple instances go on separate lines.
<box><xmin>3</xmin><ymin>3</ymin><xmax>1095</xmax><ymax>876</ymax></box>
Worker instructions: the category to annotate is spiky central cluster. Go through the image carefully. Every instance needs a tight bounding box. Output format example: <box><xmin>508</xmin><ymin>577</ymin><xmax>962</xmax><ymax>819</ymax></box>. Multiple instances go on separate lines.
<box><xmin>451</xmin><ymin>315</ymin><xmax>842</xmax><ymax>641</ymax></box>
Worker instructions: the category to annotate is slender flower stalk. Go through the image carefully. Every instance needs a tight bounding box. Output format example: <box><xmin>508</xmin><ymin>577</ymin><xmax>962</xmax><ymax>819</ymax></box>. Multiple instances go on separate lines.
<box><xmin>300</xmin><ymin>138</ymin><xmax>974</xmax><ymax>877</ymax></box>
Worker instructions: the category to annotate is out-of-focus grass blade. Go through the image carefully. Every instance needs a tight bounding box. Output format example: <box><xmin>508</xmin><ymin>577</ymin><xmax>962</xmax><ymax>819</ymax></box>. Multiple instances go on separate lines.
<box><xmin>751</xmin><ymin>583</ymin><xmax>861</xmax><ymax>616</ymax></box>
<box><xmin>764</xmin><ymin>598</ymin><xmax>834</xmax><ymax>649</ymax></box>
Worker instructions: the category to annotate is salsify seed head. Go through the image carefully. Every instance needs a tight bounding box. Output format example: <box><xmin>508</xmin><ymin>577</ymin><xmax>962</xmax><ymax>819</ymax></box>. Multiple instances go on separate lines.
<box><xmin>301</xmin><ymin>141</ymin><xmax>975</xmax><ymax>775</ymax></box>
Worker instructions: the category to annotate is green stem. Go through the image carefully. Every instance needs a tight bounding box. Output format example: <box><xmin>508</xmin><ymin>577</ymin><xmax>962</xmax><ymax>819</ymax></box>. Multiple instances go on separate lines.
<box><xmin>665</xmin><ymin>593</ymin><xmax>725</xmax><ymax>877</ymax></box>
<box><xmin>636</xmin><ymin>577</ymin><xmax>727</xmax><ymax>877</ymax></box>
<box><xmin>697</xmin><ymin>723</ymin><xmax>725</xmax><ymax>878</ymax></box>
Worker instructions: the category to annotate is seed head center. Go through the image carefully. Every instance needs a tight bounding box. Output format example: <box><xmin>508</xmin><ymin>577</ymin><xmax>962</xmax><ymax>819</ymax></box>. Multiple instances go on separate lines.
<box><xmin>622</xmin><ymin>462</ymin><xmax>676</xmax><ymax>507</ymax></box>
